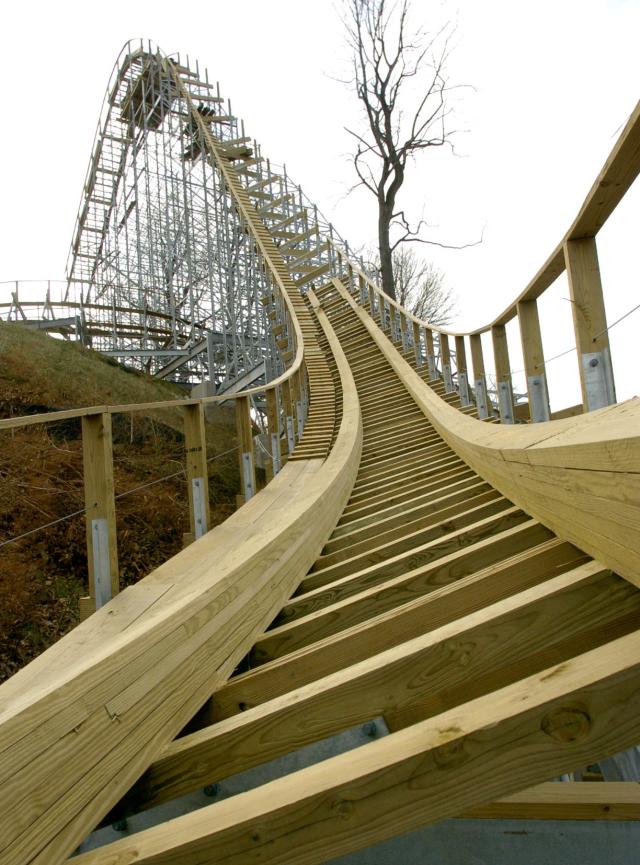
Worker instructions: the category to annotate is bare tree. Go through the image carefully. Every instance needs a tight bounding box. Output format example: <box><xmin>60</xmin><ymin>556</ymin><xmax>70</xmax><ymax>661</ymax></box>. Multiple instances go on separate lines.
<box><xmin>344</xmin><ymin>0</ymin><xmax>461</xmax><ymax>300</ymax></box>
<box><xmin>374</xmin><ymin>246</ymin><xmax>456</xmax><ymax>325</ymax></box>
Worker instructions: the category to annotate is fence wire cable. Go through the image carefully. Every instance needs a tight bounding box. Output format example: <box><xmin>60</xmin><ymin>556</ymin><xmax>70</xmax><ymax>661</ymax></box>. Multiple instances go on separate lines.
<box><xmin>508</xmin><ymin>299</ymin><xmax>640</xmax><ymax>378</ymax></box>
<box><xmin>0</xmin><ymin>444</ymin><xmax>240</xmax><ymax>550</ymax></box>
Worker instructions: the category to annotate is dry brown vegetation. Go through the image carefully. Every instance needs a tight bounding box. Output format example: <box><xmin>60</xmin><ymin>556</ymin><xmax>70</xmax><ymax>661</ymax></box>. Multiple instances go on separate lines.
<box><xmin>0</xmin><ymin>323</ymin><xmax>239</xmax><ymax>681</ymax></box>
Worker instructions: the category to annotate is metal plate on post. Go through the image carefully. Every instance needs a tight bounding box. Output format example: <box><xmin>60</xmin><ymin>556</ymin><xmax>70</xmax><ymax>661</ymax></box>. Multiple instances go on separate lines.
<box><xmin>271</xmin><ymin>432</ymin><xmax>281</xmax><ymax>474</ymax></box>
<box><xmin>427</xmin><ymin>355</ymin><xmax>437</xmax><ymax>381</ymax></box>
<box><xmin>474</xmin><ymin>378</ymin><xmax>490</xmax><ymax>419</ymax></box>
<box><xmin>191</xmin><ymin>477</ymin><xmax>208</xmax><ymax>539</ymax></box>
<box><xmin>528</xmin><ymin>375</ymin><xmax>551</xmax><ymax>422</ymax></box>
<box><xmin>583</xmin><ymin>348</ymin><xmax>616</xmax><ymax>411</ymax></box>
<box><xmin>91</xmin><ymin>518</ymin><xmax>111</xmax><ymax>609</ymax></box>
<box><xmin>458</xmin><ymin>371</ymin><xmax>471</xmax><ymax>406</ymax></box>
<box><xmin>286</xmin><ymin>415</ymin><xmax>295</xmax><ymax>454</ymax></box>
<box><xmin>498</xmin><ymin>380</ymin><xmax>514</xmax><ymax>424</ymax></box>
<box><xmin>242</xmin><ymin>452</ymin><xmax>255</xmax><ymax>500</ymax></box>
<box><xmin>443</xmin><ymin>363</ymin><xmax>454</xmax><ymax>393</ymax></box>
<box><xmin>296</xmin><ymin>400</ymin><xmax>304</xmax><ymax>440</ymax></box>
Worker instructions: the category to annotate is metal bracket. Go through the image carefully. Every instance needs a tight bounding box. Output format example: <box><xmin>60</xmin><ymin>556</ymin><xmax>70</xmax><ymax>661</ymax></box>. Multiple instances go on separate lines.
<box><xmin>91</xmin><ymin>518</ymin><xmax>111</xmax><ymax>609</ymax></box>
<box><xmin>296</xmin><ymin>400</ymin><xmax>304</xmax><ymax>440</ymax></box>
<box><xmin>271</xmin><ymin>431</ymin><xmax>281</xmax><ymax>474</ymax></box>
<box><xmin>242</xmin><ymin>451</ymin><xmax>255</xmax><ymax>500</ymax></box>
<box><xmin>474</xmin><ymin>378</ymin><xmax>490</xmax><ymax>419</ymax></box>
<box><xmin>286</xmin><ymin>415</ymin><xmax>295</xmax><ymax>454</ymax></box>
<box><xmin>458</xmin><ymin>371</ymin><xmax>471</xmax><ymax>406</ymax></box>
<box><xmin>582</xmin><ymin>348</ymin><xmax>616</xmax><ymax>411</ymax></box>
<box><xmin>527</xmin><ymin>374</ymin><xmax>551</xmax><ymax>422</ymax></box>
<box><xmin>191</xmin><ymin>477</ymin><xmax>208</xmax><ymax>538</ymax></box>
<box><xmin>443</xmin><ymin>363</ymin><xmax>454</xmax><ymax>393</ymax></box>
<box><xmin>497</xmin><ymin>380</ymin><xmax>514</xmax><ymax>424</ymax></box>
<box><xmin>427</xmin><ymin>354</ymin><xmax>438</xmax><ymax>381</ymax></box>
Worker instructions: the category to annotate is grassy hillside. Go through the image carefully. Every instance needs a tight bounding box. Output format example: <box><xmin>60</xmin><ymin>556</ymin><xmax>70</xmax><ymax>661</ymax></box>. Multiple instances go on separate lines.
<box><xmin>0</xmin><ymin>323</ymin><xmax>239</xmax><ymax>681</ymax></box>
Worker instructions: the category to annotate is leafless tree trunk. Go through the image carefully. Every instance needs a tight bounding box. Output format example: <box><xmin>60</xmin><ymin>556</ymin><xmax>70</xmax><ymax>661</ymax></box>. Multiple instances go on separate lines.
<box><xmin>343</xmin><ymin>0</ymin><xmax>458</xmax><ymax>300</ymax></box>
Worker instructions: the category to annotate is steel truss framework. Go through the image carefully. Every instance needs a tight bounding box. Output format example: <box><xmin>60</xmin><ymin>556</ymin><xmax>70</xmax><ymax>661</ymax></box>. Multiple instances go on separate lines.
<box><xmin>63</xmin><ymin>40</ymin><xmax>347</xmax><ymax>388</ymax></box>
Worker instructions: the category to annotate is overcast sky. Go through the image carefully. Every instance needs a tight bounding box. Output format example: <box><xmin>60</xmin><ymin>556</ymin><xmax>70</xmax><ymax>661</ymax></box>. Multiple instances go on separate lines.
<box><xmin>1</xmin><ymin>0</ymin><xmax>638</xmax><ymax>409</ymax></box>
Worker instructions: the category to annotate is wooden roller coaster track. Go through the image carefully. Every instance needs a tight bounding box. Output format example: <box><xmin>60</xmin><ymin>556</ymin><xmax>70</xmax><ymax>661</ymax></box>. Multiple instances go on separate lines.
<box><xmin>1</xmin><ymin>43</ymin><xmax>639</xmax><ymax>865</ymax></box>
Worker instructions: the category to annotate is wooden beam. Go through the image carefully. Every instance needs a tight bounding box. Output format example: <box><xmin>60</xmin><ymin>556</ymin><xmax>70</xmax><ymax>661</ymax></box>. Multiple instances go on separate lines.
<box><xmin>491</xmin><ymin>324</ymin><xmax>514</xmax><ymax>423</ymax></box>
<box><xmin>182</xmin><ymin>403</ymin><xmax>210</xmax><ymax>538</ymax></box>
<box><xmin>517</xmin><ymin>299</ymin><xmax>550</xmax><ymax>422</ymax></box>
<box><xmin>81</xmin><ymin>411</ymin><xmax>118</xmax><ymax>614</ymax></box>
<box><xmin>466</xmin><ymin>782</ymin><xmax>640</xmax><ymax>821</ymax></box>
<box><xmin>71</xmin><ymin>629</ymin><xmax>640</xmax><ymax>865</ymax></box>
<box><xmin>116</xmin><ymin>562</ymin><xmax>638</xmax><ymax>814</ymax></box>
<box><xmin>564</xmin><ymin>237</ymin><xmax>616</xmax><ymax>411</ymax></box>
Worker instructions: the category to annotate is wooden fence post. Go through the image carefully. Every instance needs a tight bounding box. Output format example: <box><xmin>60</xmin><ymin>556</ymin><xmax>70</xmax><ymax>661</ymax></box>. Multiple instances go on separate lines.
<box><xmin>455</xmin><ymin>335</ymin><xmax>471</xmax><ymax>405</ymax></box>
<box><xmin>412</xmin><ymin>320</ymin><xmax>423</xmax><ymax>367</ymax></box>
<box><xmin>183</xmin><ymin>402</ymin><xmax>210</xmax><ymax>542</ymax></box>
<box><xmin>266</xmin><ymin>387</ymin><xmax>282</xmax><ymax>475</ymax></box>
<box><xmin>470</xmin><ymin>333</ymin><xmax>490</xmax><ymax>419</ymax></box>
<box><xmin>440</xmin><ymin>333</ymin><xmax>454</xmax><ymax>393</ymax></box>
<box><xmin>517</xmin><ymin>299</ymin><xmax>551</xmax><ymax>422</ymax></box>
<box><xmin>424</xmin><ymin>327</ymin><xmax>437</xmax><ymax>380</ymax></box>
<box><xmin>564</xmin><ymin>237</ymin><xmax>616</xmax><ymax>411</ymax></box>
<box><xmin>492</xmin><ymin>324</ymin><xmax>515</xmax><ymax>423</ymax></box>
<box><xmin>235</xmin><ymin>395</ymin><xmax>256</xmax><ymax>503</ymax></box>
<box><xmin>81</xmin><ymin>411</ymin><xmax>118</xmax><ymax>617</ymax></box>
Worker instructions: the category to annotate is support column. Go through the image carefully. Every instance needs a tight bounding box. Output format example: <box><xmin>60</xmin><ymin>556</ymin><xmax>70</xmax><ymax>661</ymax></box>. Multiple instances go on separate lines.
<box><xmin>235</xmin><ymin>395</ymin><xmax>256</xmax><ymax>503</ymax></box>
<box><xmin>469</xmin><ymin>334</ymin><xmax>490</xmax><ymax>419</ymax></box>
<box><xmin>81</xmin><ymin>412</ymin><xmax>118</xmax><ymax>617</ymax></box>
<box><xmin>455</xmin><ymin>335</ymin><xmax>471</xmax><ymax>406</ymax></box>
<box><xmin>440</xmin><ymin>333</ymin><xmax>454</xmax><ymax>393</ymax></box>
<box><xmin>183</xmin><ymin>403</ymin><xmax>210</xmax><ymax>540</ymax></box>
<box><xmin>517</xmin><ymin>299</ymin><xmax>550</xmax><ymax>422</ymax></box>
<box><xmin>266</xmin><ymin>387</ymin><xmax>282</xmax><ymax>476</ymax></box>
<box><xmin>412</xmin><ymin>321</ymin><xmax>423</xmax><ymax>367</ymax></box>
<box><xmin>492</xmin><ymin>324</ymin><xmax>514</xmax><ymax>424</ymax></box>
<box><xmin>424</xmin><ymin>327</ymin><xmax>437</xmax><ymax>380</ymax></box>
<box><xmin>564</xmin><ymin>237</ymin><xmax>616</xmax><ymax>411</ymax></box>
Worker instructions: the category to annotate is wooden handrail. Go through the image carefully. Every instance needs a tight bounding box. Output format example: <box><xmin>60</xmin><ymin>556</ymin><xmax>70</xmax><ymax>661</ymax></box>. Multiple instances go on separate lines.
<box><xmin>0</xmin><ymin>286</ymin><xmax>363</xmax><ymax>865</ymax></box>
<box><xmin>333</xmin><ymin>276</ymin><xmax>640</xmax><ymax>590</ymax></box>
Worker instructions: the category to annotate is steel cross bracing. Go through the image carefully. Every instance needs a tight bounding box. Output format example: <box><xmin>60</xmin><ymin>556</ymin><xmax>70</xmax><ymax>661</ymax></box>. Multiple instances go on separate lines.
<box><xmin>63</xmin><ymin>40</ymin><xmax>344</xmax><ymax>390</ymax></box>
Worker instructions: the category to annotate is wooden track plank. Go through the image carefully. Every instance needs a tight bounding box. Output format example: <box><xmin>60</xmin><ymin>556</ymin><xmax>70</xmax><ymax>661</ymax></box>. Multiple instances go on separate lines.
<box><xmin>73</xmin><ymin>629</ymin><xmax>640</xmax><ymax>865</ymax></box>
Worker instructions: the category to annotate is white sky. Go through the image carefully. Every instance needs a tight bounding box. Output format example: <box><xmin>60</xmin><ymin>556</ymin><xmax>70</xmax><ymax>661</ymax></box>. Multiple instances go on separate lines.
<box><xmin>1</xmin><ymin>0</ymin><xmax>639</xmax><ymax>409</ymax></box>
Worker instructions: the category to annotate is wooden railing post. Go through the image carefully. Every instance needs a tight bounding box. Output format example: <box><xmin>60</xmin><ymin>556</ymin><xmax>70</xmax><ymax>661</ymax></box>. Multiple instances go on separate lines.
<box><xmin>517</xmin><ymin>299</ymin><xmax>551</xmax><ymax>422</ymax></box>
<box><xmin>440</xmin><ymin>334</ymin><xmax>454</xmax><ymax>392</ymax></box>
<box><xmin>564</xmin><ymin>237</ymin><xmax>616</xmax><ymax>411</ymax></box>
<box><xmin>291</xmin><ymin>369</ymin><xmax>304</xmax><ymax>441</ymax></box>
<box><xmin>399</xmin><ymin>311</ymin><xmax>409</xmax><ymax>352</ymax></box>
<box><xmin>470</xmin><ymin>333</ymin><xmax>490</xmax><ymax>419</ymax></box>
<box><xmin>183</xmin><ymin>402</ymin><xmax>210</xmax><ymax>541</ymax></box>
<box><xmin>235</xmin><ymin>395</ymin><xmax>256</xmax><ymax>503</ymax></box>
<box><xmin>266</xmin><ymin>387</ymin><xmax>282</xmax><ymax>475</ymax></box>
<box><xmin>455</xmin><ymin>336</ymin><xmax>471</xmax><ymax>405</ymax></box>
<box><xmin>368</xmin><ymin>284</ymin><xmax>376</xmax><ymax>317</ymax></box>
<box><xmin>491</xmin><ymin>324</ymin><xmax>515</xmax><ymax>423</ymax></box>
<box><xmin>389</xmin><ymin>303</ymin><xmax>398</xmax><ymax>342</ymax></box>
<box><xmin>412</xmin><ymin>320</ymin><xmax>423</xmax><ymax>367</ymax></box>
<box><xmin>81</xmin><ymin>411</ymin><xmax>118</xmax><ymax>616</ymax></box>
<box><xmin>424</xmin><ymin>327</ymin><xmax>437</xmax><ymax>380</ymax></box>
<box><xmin>281</xmin><ymin>378</ymin><xmax>296</xmax><ymax>455</ymax></box>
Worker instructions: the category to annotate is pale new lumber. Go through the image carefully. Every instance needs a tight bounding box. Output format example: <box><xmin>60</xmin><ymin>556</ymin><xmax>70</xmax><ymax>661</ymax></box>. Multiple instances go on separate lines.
<box><xmin>213</xmin><ymin>533</ymin><xmax>582</xmax><ymax>717</ymax></box>
<box><xmin>332</xmin><ymin>278</ymin><xmax>640</xmax><ymax>588</ymax></box>
<box><xmin>121</xmin><ymin>561</ymin><xmax>634</xmax><ymax>814</ymax></box>
<box><xmin>465</xmin><ymin>782</ymin><xmax>640</xmax><ymax>821</ymax></box>
<box><xmin>73</xmin><ymin>629</ymin><xmax>640</xmax><ymax>865</ymax></box>
<box><xmin>0</xmin><ymin>295</ymin><xmax>363</xmax><ymax>865</ymax></box>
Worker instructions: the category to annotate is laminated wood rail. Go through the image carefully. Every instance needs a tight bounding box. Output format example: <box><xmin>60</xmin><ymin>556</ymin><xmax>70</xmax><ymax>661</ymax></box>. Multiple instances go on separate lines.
<box><xmin>2</xmin><ymin>42</ymin><xmax>640</xmax><ymax>865</ymax></box>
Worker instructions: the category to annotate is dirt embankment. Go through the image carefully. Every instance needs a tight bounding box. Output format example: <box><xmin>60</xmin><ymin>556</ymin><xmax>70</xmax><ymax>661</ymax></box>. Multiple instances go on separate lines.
<box><xmin>0</xmin><ymin>323</ymin><xmax>239</xmax><ymax>681</ymax></box>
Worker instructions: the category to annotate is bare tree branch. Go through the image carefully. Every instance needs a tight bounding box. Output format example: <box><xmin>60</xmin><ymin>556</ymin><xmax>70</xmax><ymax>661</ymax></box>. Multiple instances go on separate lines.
<box><xmin>341</xmin><ymin>0</ymin><xmax>474</xmax><ymax>300</ymax></box>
